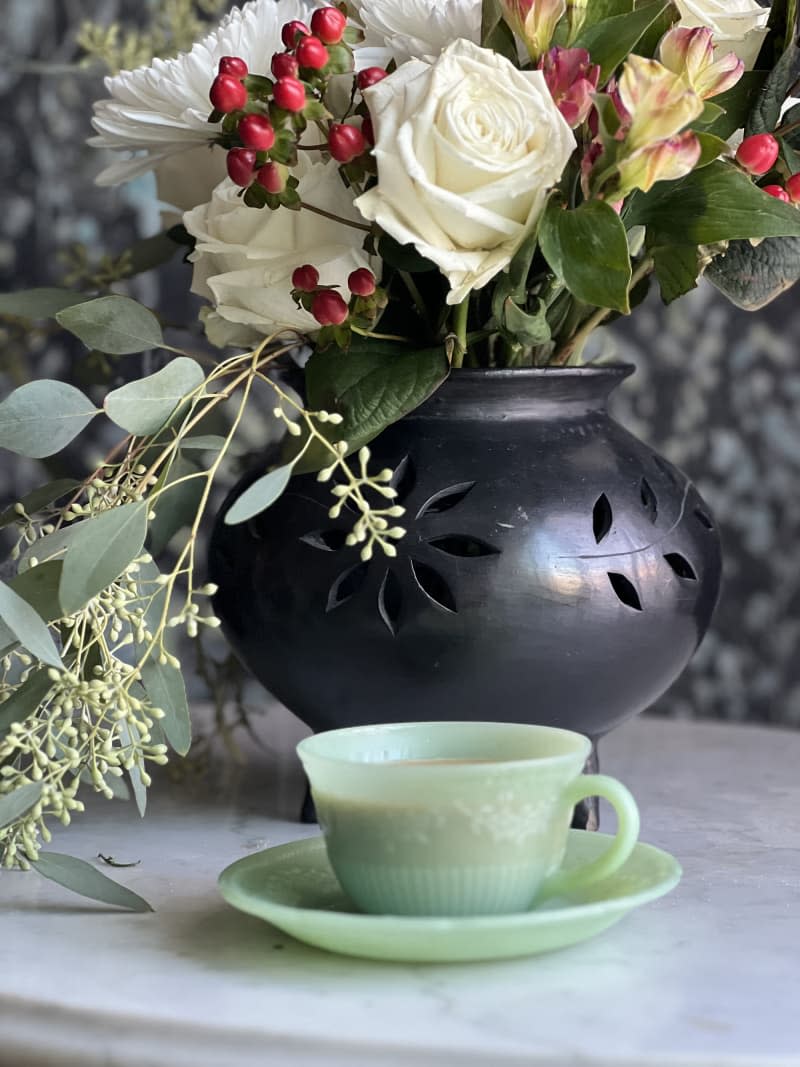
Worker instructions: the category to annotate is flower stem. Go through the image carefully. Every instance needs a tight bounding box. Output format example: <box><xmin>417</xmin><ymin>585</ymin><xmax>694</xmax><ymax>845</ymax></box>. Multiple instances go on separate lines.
<box><xmin>300</xmin><ymin>201</ymin><xmax>371</xmax><ymax>233</ymax></box>
<box><xmin>450</xmin><ymin>296</ymin><xmax>470</xmax><ymax>369</ymax></box>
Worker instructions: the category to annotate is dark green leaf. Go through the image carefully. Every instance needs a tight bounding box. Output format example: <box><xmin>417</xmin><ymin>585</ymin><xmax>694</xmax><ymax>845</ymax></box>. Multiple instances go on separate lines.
<box><xmin>224</xmin><ymin>462</ymin><xmax>294</xmax><ymax>525</ymax></box>
<box><xmin>59</xmin><ymin>502</ymin><xmax>148</xmax><ymax>615</ymax></box>
<box><xmin>573</xmin><ymin>0</ymin><xmax>671</xmax><ymax>81</ymax></box>
<box><xmin>0</xmin><ymin>670</ymin><xmax>53</xmax><ymax>738</ymax></box>
<box><xmin>377</xmin><ymin>234</ymin><xmax>438</xmax><ymax>273</ymax></box>
<box><xmin>0</xmin><ymin>783</ymin><xmax>43</xmax><ymax>831</ymax></box>
<box><xmin>0</xmin><ymin>578</ymin><xmax>63</xmax><ymax>669</ymax></box>
<box><xmin>651</xmin><ymin>244</ymin><xmax>700</xmax><ymax>304</ymax></box>
<box><xmin>125</xmin><ymin>231</ymin><xmax>182</xmax><ymax>276</ymax></box>
<box><xmin>7</xmin><ymin>560</ymin><xmax>64</xmax><ymax>624</ymax></box>
<box><xmin>480</xmin><ymin>0</ymin><xmax>518</xmax><ymax>62</ymax></box>
<box><xmin>0</xmin><ymin>480</ymin><xmax>79</xmax><ymax>529</ymax></box>
<box><xmin>104</xmin><ymin>357</ymin><xmax>204</xmax><ymax>435</ymax></box>
<box><xmin>32</xmin><ymin>852</ymin><xmax>153</xmax><ymax>912</ymax></box>
<box><xmin>580</xmin><ymin>0</ymin><xmax>634</xmax><ymax>30</ymax></box>
<box><xmin>0</xmin><ymin>381</ymin><xmax>98</xmax><ymax>458</ymax></box>
<box><xmin>507</xmin><ymin>229</ymin><xmax>541</xmax><ymax>303</ymax></box>
<box><xmin>502</xmin><ymin>298</ymin><xmax>552</xmax><ymax>345</ymax></box>
<box><xmin>706</xmin><ymin>72</ymin><xmax>769</xmax><ymax>140</ymax></box>
<box><xmin>147</xmin><ymin>456</ymin><xmax>206</xmax><ymax>555</ymax></box>
<box><xmin>56</xmin><ymin>295</ymin><xmax>163</xmax><ymax>355</ymax></box>
<box><xmin>540</xmin><ymin>199</ymin><xmax>632</xmax><ymax>314</ymax></box>
<box><xmin>695</xmin><ymin>132</ymin><xmax>731</xmax><ymax>169</ymax></box>
<box><xmin>706</xmin><ymin>235</ymin><xmax>800</xmax><ymax>309</ymax></box>
<box><xmin>629</xmin><ymin>161</ymin><xmax>800</xmax><ymax>244</ymax></box>
<box><xmin>746</xmin><ymin>41</ymin><xmax>800</xmax><ymax>136</ymax></box>
<box><xmin>694</xmin><ymin>101</ymin><xmax>725</xmax><ymax>129</ymax></box>
<box><xmin>299</xmin><ymin>341</ymin><xmax>450</xmax><ymax>473</ymax></box>
<box><xmin>0</xmin><ymin>288</ymin><xmax>89</xmax><ymax>320</ymax></box>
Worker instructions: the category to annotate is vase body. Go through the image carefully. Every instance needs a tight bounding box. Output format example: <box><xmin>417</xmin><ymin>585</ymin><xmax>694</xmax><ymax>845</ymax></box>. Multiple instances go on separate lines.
<box><xmin>209</xmin><ymin>366</ymin><xmax>722</xmax><ymax>741</ymax></box>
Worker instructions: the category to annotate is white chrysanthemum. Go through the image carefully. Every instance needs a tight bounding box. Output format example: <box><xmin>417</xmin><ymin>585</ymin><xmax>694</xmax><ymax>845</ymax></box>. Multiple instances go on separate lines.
<box><xmin>89</xmin><ymin>0</ymin><xmax>318</xmax><ymax>187</ymax></box>
<box><xmin>352</xmin><ymin>0</ymin><xmax>482</xmax><ymax>65</ymax></box>
<box><xmin>183</xmin><ymin>156</ymin><xmax>375</xmax><ymax>346</ymax></box>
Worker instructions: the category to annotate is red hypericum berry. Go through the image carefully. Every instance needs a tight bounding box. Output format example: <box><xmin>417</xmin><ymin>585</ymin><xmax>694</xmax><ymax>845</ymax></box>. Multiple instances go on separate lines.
<box><xmin>328</xmin><ymin>122</ymin><xmax>366</xmax><ymax>163</ymax></box>
<box><xmin>271</xmin><ymin>52</ymin><xmax>299</xmax><ymax>79</ymax></box>
<box><xmin>296</xmin><ymin>35</ymin><xmax>329</xmax><ymax>70</ymax></box>
<box><xmin>238</xmin><ymin>114</ymin><xmax>276</xmax><ymax>150</ymax></box>
<box><xmin>357</xmin><ymin>67</ymin><xmax>387</xmax><ymax>91</ymax></box>
<box><xmin>281</xmin><ymin>19</ymin><xmax>310</xmax><ymax>47</ymax></box>
<box><xmin>361</xmin><ymin>115</ymin><xmax>374</xmax><ymax>145</ymax></box>
<box><xmin>348</xmin><ymin>268</ymin><xmax>376</xmax><ymax>296</ymax></box>
<box><xmin>312</xmin><ymin>289</ymin><xmax>349</xmax><ymax>326</ymax></box>
<box><xmin>736</xmin><ymin>133</ymin><xmax>780</xmax><ymax>176</ymax></box>
<box><xmin>210</xmin><ymin>73</ymin><xmax>248</xmax><ymax>113</ymax></box>
<box><xmin>218</xmin><ymin>56</ymin><xmax>248</xmax><ymax>79</ymax></box>
<box><xmin>273</xmin><ymin>76</ymin><xmax>307</xmax><ymax>112</ymax></box>
<box><xmin>786</xmin><ymin>173</ymin><xmax>800</xmax><ymax>203</ymax></box>
<box><xmin>226</xmin><ymin>148</ymin><xmax>257</xmax><ymax>187</ymax></box>
<box><xmin>763</xmin><ymin>184</ymin><xmax>790</xmax><ymax>202</ymax></box>
<box><xmin>292</xmin><ymin>264</ymin><xmax>320</xmax><ymax>292</ymax></box>
<box><xmin>257</xmin><ymin>162</ymin><xmax>287</xmax><ymax>193</ymax></box>
<box><xmin>310</xmin><ymin>6</ymin><xmax>347</xmax><ymax>44</ymax></box>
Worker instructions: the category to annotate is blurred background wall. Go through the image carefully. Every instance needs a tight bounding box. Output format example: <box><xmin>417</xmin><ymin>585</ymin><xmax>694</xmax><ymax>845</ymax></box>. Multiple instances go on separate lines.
<box><xmin>1</xmin><ymin>0</ymin><xmax>799</xmax><ymax>726</ymax></box>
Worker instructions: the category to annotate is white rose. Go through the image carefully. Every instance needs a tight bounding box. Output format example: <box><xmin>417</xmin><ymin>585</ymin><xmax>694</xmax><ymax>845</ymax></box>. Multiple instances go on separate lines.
<box><xmin>675</xmin><ymin>0</ymin><xmax>770</xmax><ymax>69</ymax></box>
<box><xmin>354</xmin><ymin>39</ymin><xmax>575</xmax><ymax>306</ymax></box>
<box><xmin>183</xmin><ymin>157</ymin><xmax>375</xmax><ymax>345</ymax></box>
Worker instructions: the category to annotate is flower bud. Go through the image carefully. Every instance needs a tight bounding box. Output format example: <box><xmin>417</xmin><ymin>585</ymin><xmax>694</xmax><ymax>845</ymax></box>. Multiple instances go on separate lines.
<box><xmin>218</xmin><ymin>56</ymin><xmax>248</xmax><ymax>79</ymax></box>
<box><xmin>273</xmin><ymin>76</ymin><xmax>307</xmax><ymax>112</ymax></box>
<box><xmin>328</xmin><ymin>122</ymin><xmax>366</xmax><ymax>163</ymax></box>
<box><xmin>357</xmin><ymin>67</ymin><xmax>387</xmax><ymax>91</ymax></box>
<box><xmin>539</xmin><ymin>47</ymin><xmax>600</xmax><ymax>127</ymax></box>
<box><xmin>614</xmin><ymin>129</ymin><xmax>701</xmax><ymax>198</ymax></box>
<box><xmin>281</xmin><ymin>19</ymin><xmax>311</xmax><ymax>48</ymax></box>
<box><xmin>310</xmin><ymin>7</ymin><xmax>347</xmax><ymax>45</ymax></box>
<box><xmin>226</xmin><ymin>148</ymin><xmax>257</xmax><ymax>187</ymax></box>
<box><xmin>348</xmin><ymin>268</ymin><xmax>376</xmax><ymax>296</ymax></box>
<box><xmin>312</xmin><ymin>290</ymin><xmax>349</xmax><ymax>326</ymax></box>
<box><xmin>296</xmin><ymin>35</ymin><xmax>329</xmax><ymax>70</ymax></box>
<box><xmin>736</xmin><ymin>133</ymin><xmax>779</xmax><ymax>176</ymax></box>
<box><xmin>238</xmin><ymin>114</ymin><xmax>276</xmax><ymax>150</ymax></box>
<box><xmin>618</xmin><ymin>55</ymin><xmax>704</xmax><ymax>153</ymax></box>
<box><xmin>292</xmin><ymin>264</ymin><xmax>320</xmax><ymax>291</ymax></box>
<box><xmin>257</xmin><ymin>161</ymin><xmax>288</xmax><ymax>193</ymax></box>
<box><xmin>763</xmin><ymin>184</ymin><xmax>790</xmax><ymax>202</ymax></box>
<box><xmin>787</xmin><ymin>173</ymin><xmax>800</xmax><ymax>203</ymax></box>
<box><xmin>209</xmin><ymin>73</ymin><xmax>248</xmax><ymax>113</ymax></box>
<box><xmin>502</xmin><ymin>0</ymin><xmax>566</xmax><ymax>62</ymax></box>
<box><xmin>658</xmin><ymin>27</ymin><xmax>743</xmax><ymax>100</ymax></box>
<box><xmin>271</xmin><ymin>52</ymin><xmax>299</xmax><ymax>79</ymax></box>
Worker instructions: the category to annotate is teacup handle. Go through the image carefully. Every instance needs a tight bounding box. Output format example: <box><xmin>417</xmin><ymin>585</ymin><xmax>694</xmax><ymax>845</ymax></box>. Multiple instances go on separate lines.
<box><xmin>539</xmin><ymin>774</ymin><xmax>640</xmax><ymax>900</ymax></box>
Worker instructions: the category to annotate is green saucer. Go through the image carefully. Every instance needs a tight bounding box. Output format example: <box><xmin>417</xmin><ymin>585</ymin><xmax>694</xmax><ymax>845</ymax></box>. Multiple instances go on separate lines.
<box><xmin>218</xmin><ymin>830</ymin><xmax>681</xmax><ymax>963</ymax></box>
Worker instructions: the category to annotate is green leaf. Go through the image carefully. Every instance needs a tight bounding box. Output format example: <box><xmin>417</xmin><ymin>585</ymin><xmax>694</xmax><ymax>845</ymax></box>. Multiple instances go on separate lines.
<box><xmin>540</xmin><ymin>199</ymin><xmax>632</xmax><ymax>314</ymax></box>
<box><xmin>224</xmin><ymin>462</ymin><xmax>295</xmax><ymax>526</ymax></box>
<box><xmin>18</xmin><ymin>523</ymin><xmax>84</xmax><ymax>571</ymax></box>
<box><xmin>573</xmin><ymin>0</ymin><xmax>671</xmax><ymax>81</ymax></box>
<box><xmin>0</xmin><ymin>480</ymin><xmax>79</xmax><ymax>529</ymax></box>
<box><xmin>118</xmin><ymin>719</ymin><xmax>147</xmax><ymax>817</ymax></box>
<box><xmin>178</xmin><ymin>434</ymin><xmax>238</xmax><ymax>453</ymax></box>
<box><xmin>0</xmin><ymin>381</ymin><xmax>98</xmax><ymax>458</ymax></box>
<box><xmin>0</xmin><ymin>288</ymin><xmax>89</xmax><ymax>320</ymax></box>
<box><xmin>706</xmin><ymin>72</ymin><xmax>769</xmax><ymax>140</ymax></box>
<box><xmin>694</xmin><ymin>101</ymin><xmax>725</xmax><ymax>129</ymax></box>
<box><xmin>378</xmin><ymin>234</ymin><xmax>438</xmax><ymax>273</ymax></box>
<box><xmin>56</xmin><ymin>295</ymin><xmax>163</xmax><ymax>355</ymax></box>
<box><xmin>59</xmin><ymin>502</ymin><xmax>148</xmax><ymax>615</ymax></box>
<box><xmin>480</xmin><ymin>0</ymin><xmax>518</xmax><ymax>62</ymax></box>
<box><xmin>125</xmin><ymin>231</ymin><xmax>182</xmax><ymax>276</ymax></box>
<box><xmin>0</xmin><ymin>563</ymin><xmax>64</xmax><ymax>652</ymax></box>
<box><xmin>32</xmin><ymin>852</ymin><xmax>153</xmax><ymax>912</ymax></box>
<box><xmin>0</xmin><ymin>783</ymin><xmax>43</xmax><ymax>831</ymax></box>
<box><xmin>299</xmin><ymin>341</ymin><xmax>450</xmax><ymax>473</ymax></box>
<box><xmin>580</xmin><ymin>0</ymin><xmax>634</xmax><ymax>30</ymax></box>
<box><xmin>502</xmin><ymin>298</ymin><xmax>552</xmax><ymax>345</ymax></box>
<box><xmin>104</xmin><ymin>357</ymin><xmax>205</xmax><ymax>435</ymax></box>
<box><xmin>746</xmin><ymin>41</ymin><xmax>800</xmax><ymax>136</ymax></box>
<box><xmin>629</xmin><ymin>161</ymin><xmax>800</xmax><ymax>244</ymax></box>
<box><xmin>706</xmin><ymin>236</ymin><xmax>800</xmax><ymax>309</ymax></box>
<box><xmin>0</xmin><ymin>670</ymin><xmax>53</xmax><ymax>739</ymax></box>
<box><xmin>694</xmin><ymin>132</ymin><xmax>731</xmax><ymax>169</ymax></box>
<box><xmin>651</xmin><ymin>244</ymin><xmax>700</xmax><ymax>304</ymax></box>
<box><xmin>134</xmin><ymin>562</ymin><xmax>191</xmax><ymax>757</ymax></box>
<box><xmin>147</xmin><ymin>456</ymin><xmax>206</xmax><ymax>555</ymax></box>
<box><xmin>0</xmin><ymin>578</ymin><xmax>63</xmax><ymax>669</ymax></box>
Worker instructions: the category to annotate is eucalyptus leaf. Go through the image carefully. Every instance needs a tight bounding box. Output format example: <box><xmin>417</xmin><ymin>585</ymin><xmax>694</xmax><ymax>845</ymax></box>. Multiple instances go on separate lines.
<box><xmin>630</xmin><ymin>162</ymin><xmax>800</xmax><ymax>244</ymax></box>
<box><xmin>125</xmin><ymin>231</ymin><xmax>182</xmax><ymax>276</ymax></box>
<box><xmin>573</xmin><ymin>0</ymin><xmax>671</xmax><ymax>81</ymax></box>
<box><xmin>0</xmin><ymin>288</ymin><xmax>89</xmax><ymax>320</ymax></box>
<box><xmin>0</xmin><ymin>670</ymin><xmax>53</xmax><ymax>738</ymax></box>
<box><xmin>7</xmin><ymin>560</ymin><xmax>64</xmax><ymax>624</ymax></box>
<box><xmin>0</xmin><ymin>479</ymin><xmax>79</xmax><ymax>529</ymax></box>
<box><xmin>178</xmin><ymin>434</ymin><xmax>237</xmax><ymax>453</ymax></box>
<box><xmin>118</xmin><ymin>719</ymin><xmax>147</xmax><ymax>817</ymax></box>
<box><xmin>56</xmin><ymin>295</ymin><xmax>163</xmax><ymax>355</ymax></box>
<box><xmin>706</xmin><ymin>236</ymin><xmax>800</xmax><ymax>310</ymax></box>
<box><xmin>540</xmin><ymin>199</ymin><xmax>632</xmax><ymax>314</ymax></box>
<box><xmin>224</xmin><ymin>462</ymin><xmax>295</xmax><ymax>526</ymax></box>
<box><xmin>147</xmin><ymin>456</ymin><xmax>206</xmax><ymax>555</ymax></box>
<box><xmin>0</xmin><ymin>381</ymin><xmax>98</xmax><ymax>459</ymax></box>
<box><xmin>0</xmin><ymin>783</ymin><xmax>43</xmax><ymax>831</ymax></box>
<box><xmin>59</xmin><ymin>502</ymin><xmax>148</xmax><ymax>615</ymax></box>
<box><xmin>104</xmin><ymin>357</ymin><xmax>204</xmax><ymax>435</ymax></box>
<box><xmin>18</xmin><ymin>522</ymin><xmax>84</xmax><ymax>571</ymax></box>
<box><xmin>32</xmin><ymin>852</ymin><xmax>153</xmax><ymax>912</ymax></box>
<box><xmin>0</xmin><ymin>578</ymin><xmax>63</xmax><ymax>669</ymax></box>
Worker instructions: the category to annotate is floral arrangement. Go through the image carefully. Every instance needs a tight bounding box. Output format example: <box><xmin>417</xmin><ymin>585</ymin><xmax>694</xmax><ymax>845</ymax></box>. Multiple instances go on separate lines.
<box><xmin>0</xmin><ymin>0</ymin><xmax>799</xmax><ymax>906</ymax></box>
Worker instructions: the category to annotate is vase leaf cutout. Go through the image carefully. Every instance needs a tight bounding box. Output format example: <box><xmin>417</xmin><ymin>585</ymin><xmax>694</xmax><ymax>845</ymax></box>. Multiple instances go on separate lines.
<box><xmin>300</xmin><ymin>457</ymin><xmax>498</xmax><ymax>633</ymax></box>
<box><xmin>592</xmin><ymin>493</ymin><xmax>613</xmax><ymax>544</ymax></box>
<box><xmin>640</xmin><ymin>477</ymin><xmax>658</xmax><ymax>524</ymax></box>
<box><xmin>664</xmin><ymin>553</ymin><xmax>697</xmax><ymax>581</ymax></box>
<box><xmin>607</xmin><ymin>572</ymin><xmax>643</xmax><ymax>611</ymax></box>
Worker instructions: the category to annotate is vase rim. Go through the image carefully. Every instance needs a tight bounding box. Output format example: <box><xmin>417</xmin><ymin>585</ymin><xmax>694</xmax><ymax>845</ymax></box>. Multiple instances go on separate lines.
<box><xmin>447</xmin><ymin>363</ymin><xmax>635</xmax><ymax>380</ymax></box>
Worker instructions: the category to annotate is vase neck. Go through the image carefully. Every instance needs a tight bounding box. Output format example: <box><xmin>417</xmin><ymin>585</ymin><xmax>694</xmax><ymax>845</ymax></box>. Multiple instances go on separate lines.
<box><xmin>411</xmin><ymin>366</ymin><xmax>634</xmax><ymax>420</ymax></box>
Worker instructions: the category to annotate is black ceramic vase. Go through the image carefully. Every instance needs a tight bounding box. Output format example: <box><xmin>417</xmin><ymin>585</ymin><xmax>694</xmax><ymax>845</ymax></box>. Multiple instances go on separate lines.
<box><xmin>209</xmin><ymin>366</ymin><xmax>722</xmax><ymax>824</ymax></box>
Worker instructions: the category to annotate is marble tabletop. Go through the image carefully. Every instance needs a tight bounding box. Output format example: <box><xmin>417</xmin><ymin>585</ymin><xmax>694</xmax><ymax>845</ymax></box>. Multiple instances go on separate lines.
<box><xmin>1</xmin><ymin>709</ymin><xmax>799</xmax><ymax>1067</ymax></box>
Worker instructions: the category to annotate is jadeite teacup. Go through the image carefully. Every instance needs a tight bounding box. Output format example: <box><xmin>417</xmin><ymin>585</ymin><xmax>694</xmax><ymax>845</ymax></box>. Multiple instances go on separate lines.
<box><xmin>297</xmin><ymin>721</ymin><xmax>640</xmax><ymax>917</ymax></box>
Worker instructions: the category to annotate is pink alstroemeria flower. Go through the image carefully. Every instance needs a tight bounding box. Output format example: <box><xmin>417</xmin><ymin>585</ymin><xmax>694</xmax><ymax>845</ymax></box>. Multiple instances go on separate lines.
<box><xmin>540</xmin><ymin>47</ymin><xmax>601</xmax><ymax>128</ymax></box>
<box><xmin>659</xmin><ymin>26</ymin><xmax>744</xmax><ymax>100</ymax></box>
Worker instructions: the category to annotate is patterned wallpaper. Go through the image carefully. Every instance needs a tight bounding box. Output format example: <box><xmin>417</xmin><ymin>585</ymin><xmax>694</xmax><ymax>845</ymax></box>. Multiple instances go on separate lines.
<box><xmin>1</xmin><ymin>1</ymin><xmax>799</xmax><ymax>726</ymax></box>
